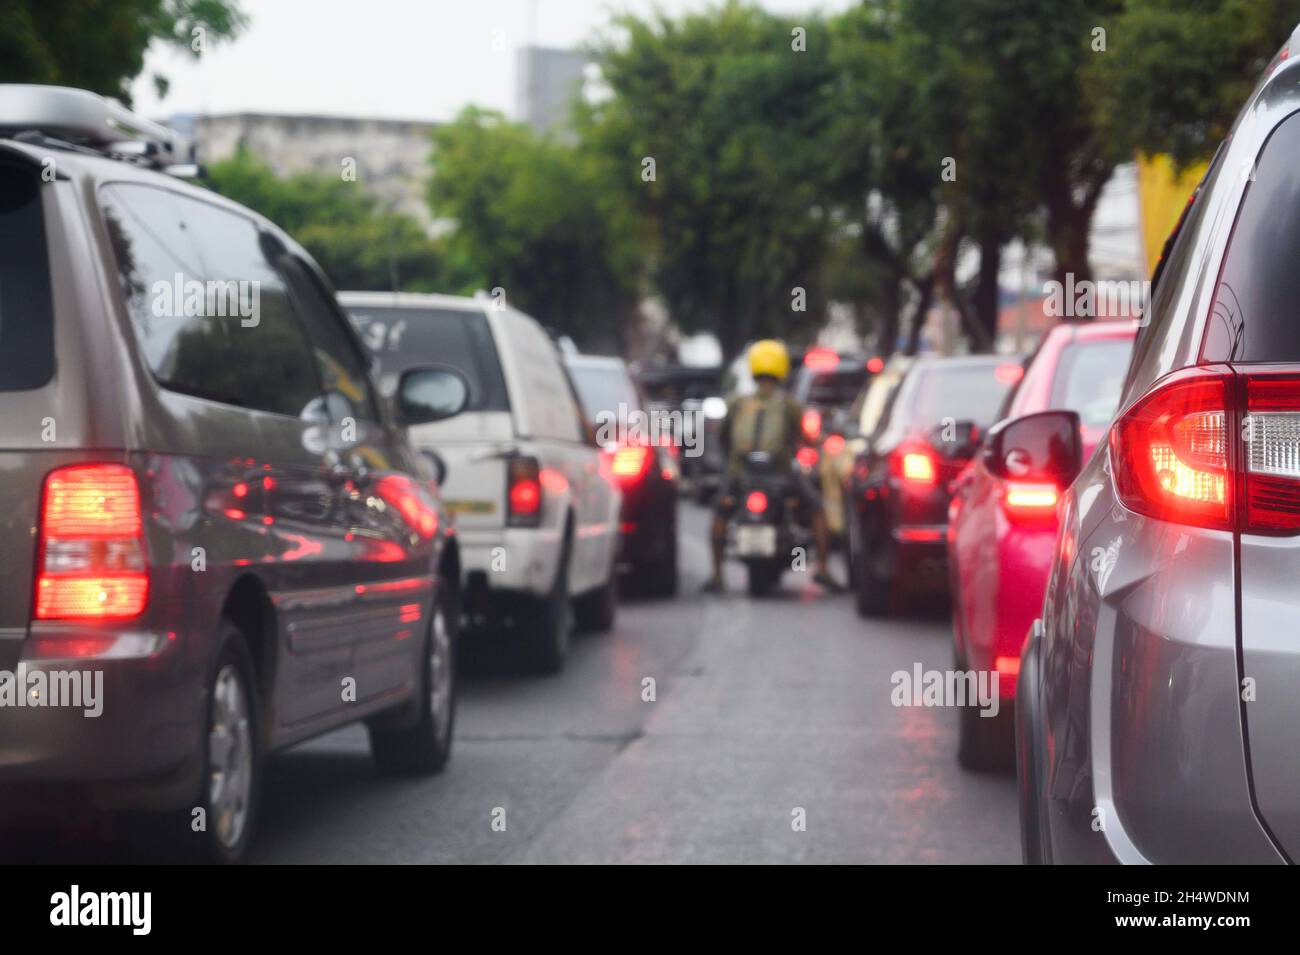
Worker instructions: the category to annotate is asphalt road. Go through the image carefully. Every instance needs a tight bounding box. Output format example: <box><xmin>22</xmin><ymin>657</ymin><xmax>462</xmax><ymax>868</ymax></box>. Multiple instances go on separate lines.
<box><xmin>247</xmin><ymin>502</ymin><xmax>1020</xmax><ymax>864</ymax></box>
<box><xmin>7</xmin><ymin>501</ymin><xmax>1020</xmax><ymax>864</ymax></box>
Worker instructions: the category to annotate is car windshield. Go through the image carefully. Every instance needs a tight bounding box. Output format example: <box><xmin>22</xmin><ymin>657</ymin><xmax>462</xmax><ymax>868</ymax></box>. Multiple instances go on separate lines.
<box><xmin>1049</xmin><ymin>337</ymin><xmax>1135</xmax><ymax>429</ymax></box>
<box><xmin>349</xmin><ymin>305</ymin><xmax>509</xmax><ymax>412</ymax></box>
<box><xmin>904</xmin><ymin>363</ymin><xmax>1013</xmax><ymax>429</ymax></box>
<box><xmin>568</xmin><ymin>362</ymin><xmax>638</xmax><ymax>423</ymax></box>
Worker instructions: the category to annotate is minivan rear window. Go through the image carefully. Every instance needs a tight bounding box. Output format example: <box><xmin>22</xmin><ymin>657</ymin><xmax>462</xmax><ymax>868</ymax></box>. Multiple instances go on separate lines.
<box><xmin>350</xmin><ymin>306</ymin><xmax>509</xmax><ymax>412</ymax></box>
<box><xmin>1206</xmin><ymin>111</ymin><xmax>1300</xmax><ymax>362</ymax></box>
<box><xmin>0</xmin><ymin>164</ymin><xmax>54</xmax><ymax>390</ymax></box>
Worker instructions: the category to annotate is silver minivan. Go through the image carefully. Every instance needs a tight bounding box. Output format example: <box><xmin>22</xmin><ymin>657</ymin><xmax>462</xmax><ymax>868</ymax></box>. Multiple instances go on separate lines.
<box><xmin>1018</xmin><ymin>29</ymin><xmax>1300</xmax><ymax>864</ymax></box>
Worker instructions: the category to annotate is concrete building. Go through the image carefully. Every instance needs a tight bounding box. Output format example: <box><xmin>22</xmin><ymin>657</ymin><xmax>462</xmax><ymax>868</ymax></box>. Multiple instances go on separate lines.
<box><xmin>184</xmin><ymin>112</ymin><xmax>440</xmax><ymax>227</ymax></box>
<box><xmin>515</xmin><ymin>46</ymin><xmax>589</xmax><ymax>135</ymax></box>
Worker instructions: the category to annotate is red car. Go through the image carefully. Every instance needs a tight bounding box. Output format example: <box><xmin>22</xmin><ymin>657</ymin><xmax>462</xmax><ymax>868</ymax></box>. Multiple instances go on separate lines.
<box><xmin>947</xmin><ymin>320</ymin><xmax>1137</xmax><ymax>769</ymax></box>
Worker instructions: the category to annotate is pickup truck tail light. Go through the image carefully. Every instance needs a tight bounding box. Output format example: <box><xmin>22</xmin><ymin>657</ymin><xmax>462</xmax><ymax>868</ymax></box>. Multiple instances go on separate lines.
<box><xmin>35</xmin><ymin>463</ymin><xmax>148</xmax><ymax>619</ymax></box>
<box><xmin>507</xmin><ymin>456</ymin><xmax>543</xmax><ymax>528</ymax></box>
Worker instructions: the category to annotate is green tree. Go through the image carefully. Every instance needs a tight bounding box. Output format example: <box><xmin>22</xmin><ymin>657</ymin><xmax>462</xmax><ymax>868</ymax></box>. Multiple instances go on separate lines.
<box><xmin>582</xmin><ymin>2</ymin><xmax>838</xmax><ymax>360</ymax></box>
<box><xmin>1090</xmin><ymin>0</ymin><xmax>1300</xmax><ymax>166</ymax></box>
<box><xmin>0</xmin><ymin>0</ymin><xmax>247</xmax><ymax>102</ymax></box>
<box><xmin>205</xmin><ymin>148</ymin><xmax>473</xmax><ymax>294</ymax></box>
<box><xmin>429</xmin><ymin>106</ymin><xmax>640</xmax><ymax>350</ymax></box>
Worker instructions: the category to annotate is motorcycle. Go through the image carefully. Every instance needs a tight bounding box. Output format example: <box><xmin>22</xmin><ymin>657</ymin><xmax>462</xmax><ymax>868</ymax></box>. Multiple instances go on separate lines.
<box><xmin>729</xmin><ymin>451</ymin><xmax>807</xmax><ymax>596</ymax></box>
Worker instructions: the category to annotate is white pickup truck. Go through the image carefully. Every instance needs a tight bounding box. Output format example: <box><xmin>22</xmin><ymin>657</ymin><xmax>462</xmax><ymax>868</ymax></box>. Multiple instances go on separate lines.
<box><xmin>342</xmin><ymin>292</ymin><xmax>621</xmax><ymax>673</ymax></box>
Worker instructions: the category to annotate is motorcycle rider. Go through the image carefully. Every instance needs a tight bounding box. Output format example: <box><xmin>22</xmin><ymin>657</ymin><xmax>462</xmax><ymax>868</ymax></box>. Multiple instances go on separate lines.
<box><xmin>703</xmin><ymin>339</ymin><xmax>844</xmax><ymax>594</ymax></box>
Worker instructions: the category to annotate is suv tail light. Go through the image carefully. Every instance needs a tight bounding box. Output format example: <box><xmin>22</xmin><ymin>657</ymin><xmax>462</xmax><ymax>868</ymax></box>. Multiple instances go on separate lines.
<box><xmin>1110</xmin><ymin>367</ymin><xmax>1300</xmax><ymax>534</ymax></box>
<box><xmin>507</xmin><ymin>456</ymin><xmax>543</xmax><ymax>527</ymax></box>
<box><xmin>35</xmin><ymin>463</ymin><xmax>148</xmax><ymax>619</ymax></box>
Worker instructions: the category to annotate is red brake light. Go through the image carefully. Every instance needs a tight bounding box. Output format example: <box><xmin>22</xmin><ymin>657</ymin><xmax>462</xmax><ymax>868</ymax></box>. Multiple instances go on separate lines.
<box><xmin>803</xmin><ymin>347</ymin><xmax>839</xmax><ymax>371</ymax></box>
<box><xmin>1243</xmin><ymin>374</ymin><xmax>1300</xmax><ymax>532</ymax></box>
<box><xmin>796</xmin><ymin>446</ymin><xmax>819</xmax><ymax>469</ymax></box>
<box><xmin>1002</xmin><ymin>481</ymin><xmax>1060</xmax><ymax>517</ymax></box>
<box><xmin>35</xmin><ymin>464</ymin><xmax>148</xmax><ymax>620</ymax></box>
<box><xmin>866</xmin><ymin>356</ymin><xmax>884</xmax><ymax>374</ymax></box>
<box><xmin>507</xmin><ymin>457</ymin><xmax>543</xmax><ymax>527</ymax></box>
<box><xmin>1111</xmin><ymin>371</ymin><xmax>1230</xmax><ymax>530</ymax></box>
<box><xmin>801</xmin><ymin>408</ymin><xmax>822</xmax><ymax>442</ymax></box>
<box><xmin>745</xmin><ymin>490</ymin><xmax>768</xmax><ymax>514</ymax></box>
<box><xmin>892</xmin><ymin>446</ymin><xmax>937</xmax><ymax>487</ymax></box>
<box><xmin>608</xmin><ymin>445</ymin><xmax>652</xmax><ymax>485</ymax></box>
<box><xmin>823</xmin><ymin>433</ymin><xmax>846</xmax><ymax>457</ymax></box>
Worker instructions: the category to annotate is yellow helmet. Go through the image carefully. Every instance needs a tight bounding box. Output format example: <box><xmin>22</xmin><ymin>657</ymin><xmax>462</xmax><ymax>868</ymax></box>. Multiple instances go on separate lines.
<box><xmin>748</xmin><ymin>339</ymin><xmax>790</xmax><ymax>381</ymax></box>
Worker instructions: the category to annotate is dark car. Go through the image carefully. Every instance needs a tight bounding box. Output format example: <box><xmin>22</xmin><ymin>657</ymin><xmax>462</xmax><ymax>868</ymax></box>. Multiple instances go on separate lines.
<box><xmin>1019</xmin><ymin>28</ymin><xmax>1300</xmax><ymax>864</ymax></box>
<box><xmin>0</xmin><ymin>86</ymin><xmax>466</xmax><ymax>862</ymax></box>
<box><xmin>844</xmin><ymin>354</ymin><xmax>1021</xmax><ymax>616</ymax></box>
<box><xmin>566</xmin><ymin>355</ymin><xmax>679</xmax><ymax>596</ymax></box>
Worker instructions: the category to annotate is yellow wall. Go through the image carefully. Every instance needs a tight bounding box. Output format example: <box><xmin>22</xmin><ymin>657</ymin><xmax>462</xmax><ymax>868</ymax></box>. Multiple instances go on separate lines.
<box><xmin>1137</xmin><ymin>154</ymin><xmax>1209</xmax><ymax>275</ymax></box>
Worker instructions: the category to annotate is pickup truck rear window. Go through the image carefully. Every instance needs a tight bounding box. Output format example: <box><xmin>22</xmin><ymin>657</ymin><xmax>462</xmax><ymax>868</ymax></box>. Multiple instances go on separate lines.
<box><xmin>0</xmin><ymin>163</ymin><xmax>54</xmax><ymax>391</ymax></box>
<box><xmin>350</xmin><ymin>306</ymin><xmax>509</xmax><ymax>412</ymax></box>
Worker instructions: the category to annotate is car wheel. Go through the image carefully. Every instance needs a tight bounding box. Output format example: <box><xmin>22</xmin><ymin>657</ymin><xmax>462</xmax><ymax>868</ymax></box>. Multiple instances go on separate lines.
<box><xmin>202</xmin><ymin>622</ymin><xmax>262</xmax><ymax>863</ymax></box>
<box><xmin>369</xmin><ymin>579</ymin><xmax>458</xmax><ymax>775</ymax></box>
<box><xmin>642</xmin><ymin>521</ymin><xmax>679</xmax><ymax>597</ymax></box>
<box><xmin>956</xmin><ymin>653</ymin><xmax>1015</xmax><ymax>772</ymax></box>
<box><xmin>528</xmin><ymin>535</ymin><xmax>572</xmax><ymax>674</ymax></box>
<box><xmin>854</xmin><ymin>519</ymin><xmax>891</xmax><ymax>617</ymax></box>
<box><xmin>575</xmin><ymin>550</ymin><xmax>618</xmax><ymax>634</ymax></box>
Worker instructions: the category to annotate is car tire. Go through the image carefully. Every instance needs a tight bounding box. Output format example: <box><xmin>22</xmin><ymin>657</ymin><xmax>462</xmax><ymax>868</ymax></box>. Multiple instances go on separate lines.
<box><xmin>854</xmin><ymin>520</ymin><xmax>892</xmax><ymax>617</ymax></box>
<box><xmin>642</xmin><ymin>522</ymin><xmax>679</xmax><ymax>597</ymax></box>
<box><xmin>200</xmin><ymin>622</ymin><xmax>263</xmax><ymax>863</ymax></box>
<box><xmin>575</xmin><ymin>551</ymin><xmax>618</xmax><ymax>634</ymax></box>
<box><xmin>528</xmin><ymin>534</ymin><xmax>572</xmax><ymax>674</ymax></box>
<box><xmin>369</xmin><ymin>579</ymin><xmax>458</xmax><ymax>776</ymax></box>
<box><xmin>956</xmin><ymin>653</ymin><xmax>1015</xmax><ymax>772</ymax></box>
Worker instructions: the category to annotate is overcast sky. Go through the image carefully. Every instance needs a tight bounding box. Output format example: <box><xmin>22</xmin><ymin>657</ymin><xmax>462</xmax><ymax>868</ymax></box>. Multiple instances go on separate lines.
<box><xmin>130</xmin><ymin>0</ymin><xmax>855</xmax><ymax>122</ymax></box>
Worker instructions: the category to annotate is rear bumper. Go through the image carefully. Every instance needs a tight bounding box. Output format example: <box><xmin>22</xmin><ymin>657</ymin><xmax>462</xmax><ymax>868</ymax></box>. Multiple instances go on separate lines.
<box><xmin>456</xmin><ymin>525</ymin><xmax>565</xmax><ymax>596</ymax></box>
<box><xmin>0</xmin><ymin>634</ymin><xmax>203</xmax><ymax>809</ymax></box>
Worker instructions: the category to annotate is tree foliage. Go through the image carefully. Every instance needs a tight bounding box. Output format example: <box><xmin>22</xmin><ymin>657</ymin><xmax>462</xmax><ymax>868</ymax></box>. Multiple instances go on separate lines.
<box><xmin>0</xmin><ymin>0</ymin><xmax>247</xmax><ymax>102</ymax></box>
<box><xmin>428</xmin><ymin>107</ymin><xmax>640</xmax><ymax>349</ymax></box>
<box><xmin>205</xmin><ymin>148</ymin><xmax>474</xmax><ymax>295</ymax></box>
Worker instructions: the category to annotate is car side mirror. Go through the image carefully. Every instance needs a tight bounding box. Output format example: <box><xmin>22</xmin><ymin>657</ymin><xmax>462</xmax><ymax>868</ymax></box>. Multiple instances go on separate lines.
<box><xmin>398</xmin><ymin>366</ymin><xmax>469</xmax><ymax>426</ymax></box>
<box><xmin>929</xmin><ymin>418</ymin><xmax>981</xmax><ymax>459</ymax></box>
<box><xmin>983</xmin><ymin>410</ymin><xmax>1082</xmax><ymax>486</ymax></box>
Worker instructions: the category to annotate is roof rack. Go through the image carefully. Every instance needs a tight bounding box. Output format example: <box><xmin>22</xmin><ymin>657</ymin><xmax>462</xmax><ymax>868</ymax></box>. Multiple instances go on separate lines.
<box><xmin>0</xmin><ymin>84</ymin><xmax>179</xmax><ymax>168</ymax></box>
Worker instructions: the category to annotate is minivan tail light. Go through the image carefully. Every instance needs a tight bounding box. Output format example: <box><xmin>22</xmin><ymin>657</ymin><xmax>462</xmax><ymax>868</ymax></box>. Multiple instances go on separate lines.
<box><xmin>35</xmin><ymin>464</ymin><xmax>148</xmax><ymax>620</ymax></box>
<box><xmin>1111</xmin><ymin>372</ymin><xmax>1230</xmax><ymax>530</ymax></box>
<box><xmin>507</xmin><ymin>456</ymin><xmax>543</xmax><ymax>527</ymax></box>
<box><xmin>1244</xmin><ymin>375</ymin><xmax>1300</xmax><ymax>531</ymax></box>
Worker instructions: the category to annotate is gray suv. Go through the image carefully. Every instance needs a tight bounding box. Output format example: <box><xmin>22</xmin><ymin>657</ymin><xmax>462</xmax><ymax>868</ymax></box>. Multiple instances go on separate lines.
<box><xmin>0</xmin><ymin>86</ymin><xmax>467</xmax><ymax>862</ymax></box>
<box><xmin>1017</xmin><ymin>28</ymin><xmax>1300</xmax><ymax>864</ymax></box>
